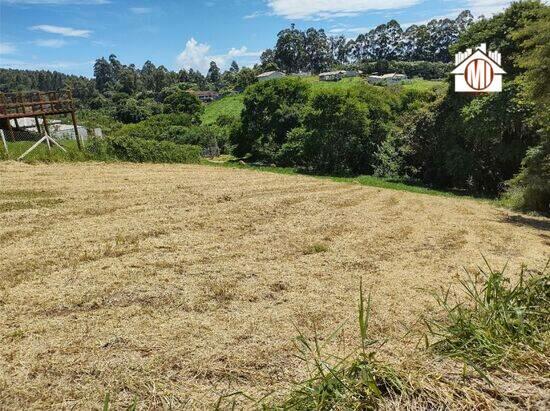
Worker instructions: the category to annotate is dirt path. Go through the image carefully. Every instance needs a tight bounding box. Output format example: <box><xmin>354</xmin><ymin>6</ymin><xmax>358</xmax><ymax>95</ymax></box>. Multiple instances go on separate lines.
<box><xmin>0</xmin><ymin>162</ymin><xmax>548</xmax><ymax>408</ymax></box>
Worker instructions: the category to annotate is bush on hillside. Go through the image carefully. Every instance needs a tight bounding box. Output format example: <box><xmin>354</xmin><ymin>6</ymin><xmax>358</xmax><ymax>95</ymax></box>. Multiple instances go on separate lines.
<box><xmin>163</xmin><ymin>89</ymin><xmax>204</xmax><ymax>121</ymax></box>
<box><xmin>234</xmin><ymin>77</ymin><xmax>309</xmax><ymax>159</ymax></box>
<box><xmin>357</xmin><ymin>60</ymin><xmax>452</xmax><ymax>80</ymax></box>
<box><xmin>88</xmin><ymin>135</ymin><xmax>201</xmax><ymax>164</ymax></box>
<box><xmin>174</xmin><ymin>124</ymin><xmax>231</xmax><ymax>157</ymax></box>
<box><xmin>113</xmin><ymin>113</ymin><xmax>194</xmax><ymax>141</ymax></box>
<box><xmin>114</xmin><ymin>97</ymin><xmax>163</xmax><ymax>123</ymax></box>
<box><xmin>503</xmin><ymin>139</ymin><xmax>550</xmax><ymax>212</ymax></box>
<box><xmin>288</xmin><ymin>89</ymin><xmax>375</xmax><ymax>174</ymax></box>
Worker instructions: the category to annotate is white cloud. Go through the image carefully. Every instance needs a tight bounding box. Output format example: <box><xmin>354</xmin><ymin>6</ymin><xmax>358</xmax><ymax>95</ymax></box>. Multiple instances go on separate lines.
<box><xmin>130</xmin><ymin>7</ymin><xmax>152</xmax><ymax>14</ymax></box>
<box><xmin>30</xmin><ymin>24</ymin><xmax>92</xmax><ymax>37</ymax></box>
<box><xmin>33</xmin><ymin>38</ymin><xmax>68</xmax><ymax>47</ymax></box>
<box><xmin>328</xmin><ymin>26</ymin><xmax>371</xmax><ymax>35</ymax></box>
<box><xmin>244</xmin><ymin>11</ymin><xmax>272</xmax><ymax>19</ymax></box>
<box><xmin>466</xmin><ymin>0</ymin><xmax>511</xmax><ymax>16</ymax></box>
<box><xmin>0</xmin><ymin>58</ymin><xmax>93</xmax><ymax>71</ymax></box>
<box><xmin>176</xmin><ymin>38</ymin><xmax>216</xmax><ymax>72</ymax></box>
<box><xmin>227</xmin><ymin>46</ymin><xmax>263</xmax><ymax>58</ymax></box>
<box><xmin>176</xmin><ymin>38</ymin><xmax>262</xmax><ymax>73</ymax></box>
<box><xmin>0</xmin><ymin>42</ymin><xmax>17</xmax><ymax>54</ymax></box>
<box><xmin>267</xmin><ymin>0</ymin><xmax>421</xmax><ymax>20</ymax></box>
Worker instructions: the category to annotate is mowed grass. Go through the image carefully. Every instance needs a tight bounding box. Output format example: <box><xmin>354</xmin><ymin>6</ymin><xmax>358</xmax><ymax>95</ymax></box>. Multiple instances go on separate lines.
<box><xmin>1</xmin><ymin>162</ymin><xmax>548</xmax><ymax>409</ymax></box>
<box><xmin>205</xmin><ymin>159</ymin><xmax>483</xmax><ymax>200</ymax></box>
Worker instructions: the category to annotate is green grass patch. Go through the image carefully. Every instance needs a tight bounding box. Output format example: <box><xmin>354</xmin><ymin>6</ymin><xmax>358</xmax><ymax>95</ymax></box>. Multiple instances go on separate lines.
<box><xmin>426</xmin><ymin>259</ymin><xmax>550</xmax><ymax>370</ymax></box>
<box><xmin>0</xmin><ymin>198</ymin><xmax>63</xmax><ymax>213</ymax></box>
<box><xmin>201</xmin><ymin>94</ymin><xmax>244</xmax><ymax>124</ymax></box>
<box><xmin>2</xmin><ymin>140</ymin><xmax>93</xmax><ymax>162</ymax></box>
<box><xmin>402</xmin><ymin>79</ymin><xmax>447</xmax><ymax>92</ymax></box>
<box><xmin>303</xmin><ymin>243</ymin><xmax>329</xmax><ymax>255</ymax></box>
<box><xmin>204</xmin><ymin>159</ymin><xmax>479</xmax><ymax>200</ymax></box>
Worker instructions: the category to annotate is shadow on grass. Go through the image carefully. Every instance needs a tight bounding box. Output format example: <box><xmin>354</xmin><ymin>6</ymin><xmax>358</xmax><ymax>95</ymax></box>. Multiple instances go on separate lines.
<box><xmin>502</xmin><ymin>214</ymin><xmax>550</xmax><ymax>231</ymax></box>
<box><xmin>205</xmin><ymin>159</ymin><xmax>496</xmax><ymax>201</ymax></box>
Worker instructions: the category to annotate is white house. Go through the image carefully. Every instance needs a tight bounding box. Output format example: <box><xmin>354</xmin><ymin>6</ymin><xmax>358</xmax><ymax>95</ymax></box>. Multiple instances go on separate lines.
<box><xmin>451</xmin><ymin>43</ymin><xmax>505</xmax><ymax>93</ymax></box>
<box><xmin>367</xmin><ymin>73</ymin><xmax>408</xmax><ymax>85</ymax></box>
<box><xmin>319</xmin><ymin>70</ymin><xmax>362</xmax><ymax>81</ymax></box>
<box><xmin>319</xmin><ymin>71</ymin><xmax>343</xmax><ymax>82</ymax></box>
<box><xmin>257</xmin><ymin>71</ymin><xmax>286</xmax><ymax>81</ymax></box>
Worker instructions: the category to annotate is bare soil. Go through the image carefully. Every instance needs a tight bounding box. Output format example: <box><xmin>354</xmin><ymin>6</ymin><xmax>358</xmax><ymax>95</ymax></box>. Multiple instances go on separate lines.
<box><xmin>0</xmin><ymin>162</ymin><xmax>548</xmax><ymax>409</ymax></box>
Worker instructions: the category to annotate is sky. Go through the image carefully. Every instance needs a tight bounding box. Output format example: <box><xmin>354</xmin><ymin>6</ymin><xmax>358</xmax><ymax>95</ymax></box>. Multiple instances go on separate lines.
<box><xmin>0</xmin><ymin>0</ymin><xmax>513</xmax><ymax>77</ymax></box>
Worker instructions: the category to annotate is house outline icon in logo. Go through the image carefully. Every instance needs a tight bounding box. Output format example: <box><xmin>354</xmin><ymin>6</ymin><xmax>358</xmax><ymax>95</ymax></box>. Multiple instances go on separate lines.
<box><xmin>451</xmin><ymin>43</ymin><xmax>506</xmax><ymax>93</ymax></box>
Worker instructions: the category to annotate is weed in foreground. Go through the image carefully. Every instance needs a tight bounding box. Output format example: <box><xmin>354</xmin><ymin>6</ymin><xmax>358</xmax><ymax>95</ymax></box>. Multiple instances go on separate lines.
<box><xmin>303</xmin><ymin>243</ymin><xmax>329</xmax><ymax>255</ymax></box>
<box><xmin>265</xmin><ymin>279</ymin><xmax>407</xmax><ymax>410</ymax></box>
<box><xmin>426</xmin><ymin>258</ymin><xmax>550</xmax><ymax>371</ymax></box>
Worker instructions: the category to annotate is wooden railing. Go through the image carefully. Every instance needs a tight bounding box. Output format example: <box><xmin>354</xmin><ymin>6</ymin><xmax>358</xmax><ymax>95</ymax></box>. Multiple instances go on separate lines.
<box><xmin>0</xmin><ymin>90</ymin><xmax>76</xmax><ymax>119</ymax></box>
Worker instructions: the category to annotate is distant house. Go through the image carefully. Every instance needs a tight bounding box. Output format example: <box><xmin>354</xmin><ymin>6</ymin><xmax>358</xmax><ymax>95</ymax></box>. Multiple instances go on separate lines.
<box><xmin>189</xmin><ymin>90</ymin><xmax>220</xmax><ymax>103</ymax></box>
<box><xmin>319</xmin><ymin>70</ymin><xmax>362</xmax><ymax>82</ymax></box>
<box><xmin>367</xmin><ymin>73</ymin><xmax>408</xmax><ymax>85</ymax></box>
<box><xmin>319</xmin><ymin>71</ymin><xmax>344</xmax><ymax>82</ymax></box>
<box><xmin>257</xmin><ymin>71</ymin><xmax>286</xmax><ymax>81</ymax></box>
<box><xmin>342</xmin><ymin>70</ymin><xmax>362</xmax><ymax>78</ymax></box>
<box><xmin>9</xmin><ymin>116</ymin><xmax>88</xmax><ymax>141</ymax></box>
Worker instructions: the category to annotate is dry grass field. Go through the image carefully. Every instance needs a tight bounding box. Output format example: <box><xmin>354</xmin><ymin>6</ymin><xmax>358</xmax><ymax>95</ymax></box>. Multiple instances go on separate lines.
<box><xmin>0</xmin><ymin>161</ymin><xmax>548</xmax><ymax>409</ymax></box>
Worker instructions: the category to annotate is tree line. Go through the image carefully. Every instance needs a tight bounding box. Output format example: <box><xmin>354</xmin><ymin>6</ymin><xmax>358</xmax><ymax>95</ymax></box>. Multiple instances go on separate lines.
<box><xmin>0</xmin><ymin>9</ymin><xmax>476</xmax><ymax>105</ymax></box>
<box><xmin>231</xmin><ymin>1</ymin><xmax>549</xmax><ymax>211</ymax></box>
<box><xmin>260</xmin><ymin>11</ymin><xmax>474</xmax><ymax>73</ymax></box>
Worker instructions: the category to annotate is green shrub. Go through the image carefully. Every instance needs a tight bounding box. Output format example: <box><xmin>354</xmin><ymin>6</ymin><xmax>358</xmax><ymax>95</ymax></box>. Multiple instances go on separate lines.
<box><xmin>502</xmin><ymin>138</ymin><xmax>550</xmax><ymax>212</ymax></box>
<box><xmin>163</xmin><ymin>89</ymin><xmax>204</xmax><ymax>121</ymax></box>
<box><xmin>426</xmin><ymin>259</ymin><xmax>550</xmax><ymax>369</ymax></box>
<box><xmin>112</xmin><ymin>113</ymin><xmax>194</xmax><ymax>141</ymax></box>
<box><xmin>88</xmin><ymin>136</ymin><xmax>201</xmax><ymax>164</ymax></box>
<box><xmin>173</xmin><ymin>124</ymin><xmax>230</xmax><ymax>157</ymax></box>
<box><xmin>298</xmin><ymin>88</ymin><xmax>372</xmax><ymax>175</ymax></box>
<box><xmin>235</xmin><ymin>77</ymin><xmax>309</xmax><ymax>159</ymax></box>
<box><xmin>114</xmin><ymin>97</ymin><xmax>163</xmax><ymax>124</ymax></box>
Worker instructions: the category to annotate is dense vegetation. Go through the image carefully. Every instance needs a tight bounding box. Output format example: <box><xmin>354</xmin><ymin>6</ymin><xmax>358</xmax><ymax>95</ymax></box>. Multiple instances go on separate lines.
<box><xmin>0</xmin><ymin>2</ymin><xmax>548</xmax><ymax>211</ymax></box>
<box><xmin>231</xmin><ymin>1</ymin><xmax>549</xmax><ymax>211</ymax></box>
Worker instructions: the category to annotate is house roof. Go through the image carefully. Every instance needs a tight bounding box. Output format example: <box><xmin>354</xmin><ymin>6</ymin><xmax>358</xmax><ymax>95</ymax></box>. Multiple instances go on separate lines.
<box><xmin>319</xmin><ymin>71</ymin><xmax>344</xmax><ymax>76</ymax></box>
<box><xmin>368</xmin><ymin>73</ymin><xmax>406</xmax><ymax>79</ymax></box>
<box><xmin>451</xmin><ymin>48</ymin><xmax>506</xmax><ymax>75</ymax></box>
<box><xmin>193</xmin><ymin>90</ymin><xmax>219</xmax><ymax>96</ymax></box>
<box><xmin>257</xmin><ymin>71</ymin><xmax>285</xmax><ymax>78</ymax></box>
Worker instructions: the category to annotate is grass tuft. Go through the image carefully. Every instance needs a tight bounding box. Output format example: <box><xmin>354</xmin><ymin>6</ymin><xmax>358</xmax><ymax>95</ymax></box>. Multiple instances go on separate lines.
<box><xmin>267</xmin><ymin>279</ymin><xmax>407</xmax><ymax>410</ymax></box>
<box><xmin>426</xmin><ymin>258</ymin><xmax>550</xmax><ymax>370</ymax></box>
<box><xmin>303</xmin><ymin>243</ymin><xmax>329</xmax><ymax>255</ymax></box>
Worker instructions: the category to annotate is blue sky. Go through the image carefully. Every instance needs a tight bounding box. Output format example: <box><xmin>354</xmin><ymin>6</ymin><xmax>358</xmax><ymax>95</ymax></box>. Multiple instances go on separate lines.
<box><xmin>0</xmin><ymin>0</ymin><xmax>512</xmax><ymax>77</ymax></box>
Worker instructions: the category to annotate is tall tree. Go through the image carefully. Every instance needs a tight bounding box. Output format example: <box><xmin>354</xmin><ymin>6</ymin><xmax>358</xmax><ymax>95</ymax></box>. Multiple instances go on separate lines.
<box><xmin>229</xmin><ymin>61</ymin><xmax>240</xmax><ymax>73</ymax></box>
<box><xmin>274</xmin><ymin>24</ymin><xmax>306</xmax><ymax>73</ymax></box>
<box><xmin>304</xmin><ymin>28</ymin><xmax>331</xmax><ymax>73</ymax></box>
<box><xmin>206</xmin><ymin>61</ymin><xmax>221</xmax><ymax>85</ymax></box>
<box><xmin>93</xmin><ymin>57</ymin><xmax>114</xmax><ymax>92</ymax></box>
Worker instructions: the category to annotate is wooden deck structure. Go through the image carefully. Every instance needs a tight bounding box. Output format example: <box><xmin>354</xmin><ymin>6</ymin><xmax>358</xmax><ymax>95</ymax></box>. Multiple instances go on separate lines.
<box><xmin>0</xmin><ymin>89</ymin><xmax>82</xmax><ymax>150</ymax></box>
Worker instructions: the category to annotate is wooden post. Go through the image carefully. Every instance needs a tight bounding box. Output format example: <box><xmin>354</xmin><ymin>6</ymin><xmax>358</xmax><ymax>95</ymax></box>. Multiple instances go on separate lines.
<box><xmin>0</xmin><ymin>129</ymin><xmax>8</xmax><ymax>155</ymax></box>
<box><xmin>34</xmin><ymin>116</ymin><xmax>42</xmax><ymax>135</ymax></box>
<box><xmin>42</xmin><ymin>115</ymin><xmax>51</xmax><ymax>136</ymax></box>
<box><xmin>14</xmin><ymin>118</ymin><xmax>19</xmax><ymax>129</ymax></box>
<box><xmin>68</xmin><ymin>89</ymin><xmax>82</xmax><ymax>150</ymax></box>
<box><xmin>71</xmin><ymin>111</ymin><xmax>82</xmax><ymax>150</ymax></box>
<box><xmin>6</xmin><ymin>118</ymin><xmax>15</xmax><ymax>142</ymax></box>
